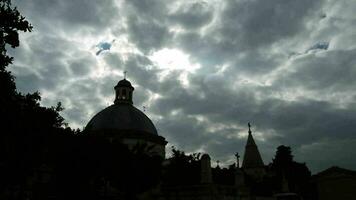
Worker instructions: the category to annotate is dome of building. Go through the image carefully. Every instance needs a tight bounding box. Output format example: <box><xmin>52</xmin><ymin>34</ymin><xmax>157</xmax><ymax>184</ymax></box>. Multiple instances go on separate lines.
<box><xmin>85</xmin><ymin>103</ymin><xmax>158</xmax><ymax>135</ymax></box>
<box><xmin>116</xmin><ymin>79</ymin><xmax>134</xmax><ymax>88</ymax></box>
<box><xmin>84</xmin><ymin>77</ymin><xmax>166</xmax><ymax>158</ymax></box>
<box><xmin>85</xmin><ymin>78</ymin><xmax>158</xmax><ymax>135</ymax></box>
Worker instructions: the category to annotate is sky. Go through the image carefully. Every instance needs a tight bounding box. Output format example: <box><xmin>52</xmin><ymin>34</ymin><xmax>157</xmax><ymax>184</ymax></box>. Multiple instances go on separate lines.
<box><xmin>8</xmin><ymin>0</ymin><xmax>356</xmax><ymax>173</ymax></box>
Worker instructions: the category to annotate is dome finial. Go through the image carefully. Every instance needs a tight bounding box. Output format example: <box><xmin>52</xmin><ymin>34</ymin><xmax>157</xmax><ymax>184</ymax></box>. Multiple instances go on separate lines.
<box><xmin>124</xmin><ymin>70</ymin><xmax>127</xmax><ymax>79</ymax></box>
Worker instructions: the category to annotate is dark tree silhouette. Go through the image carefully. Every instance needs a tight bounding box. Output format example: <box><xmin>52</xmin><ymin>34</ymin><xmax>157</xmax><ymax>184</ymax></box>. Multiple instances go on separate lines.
<box><xmin>0</xmin><ymin>1</ymin><xmax>78</xmax><ymax>199</ymax></box>
<box><xmin>272</xmin><ymin>145</ymin><xmax>293</xmax><ymax>168</ymax></box>
<box><xmin>162</xmin><ymin>147</ymin><xmax>201</xmax><ymax>186</ymax></box>
<box><xmin>0</xmin><ymin>0</ymin><xmax>32</xmax><ymax>96</ymax></box>
<box><xmin>270</xmin><ymin>145</ymin><xmax>312</xmax><ymax>199</ymax></box>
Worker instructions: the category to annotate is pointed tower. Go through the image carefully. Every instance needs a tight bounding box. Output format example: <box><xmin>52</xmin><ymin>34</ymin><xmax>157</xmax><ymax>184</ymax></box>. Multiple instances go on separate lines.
<box><xmin>242</xmin><ymin>123</ymin><xmax>265</xmax><ymax>180</ymax></box>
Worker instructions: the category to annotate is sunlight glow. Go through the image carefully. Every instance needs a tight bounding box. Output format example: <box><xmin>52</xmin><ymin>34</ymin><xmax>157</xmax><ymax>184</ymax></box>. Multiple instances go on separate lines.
<box><xmin>149</xmin><ymin>48</ymin><xmax>200</xmax><ymax>72</ymax></box>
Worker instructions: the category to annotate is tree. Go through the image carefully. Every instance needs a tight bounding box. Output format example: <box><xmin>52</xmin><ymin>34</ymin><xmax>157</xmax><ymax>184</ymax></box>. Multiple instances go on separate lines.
<box><xmin>162</xmin><ymin>147</ymin><xmax>202</xmax><ymax>186</ymax></box>
<box><xmin>0</xmin><ymin>1</ymin><xmax>77</xmax><ymax>199</ymax></box>
<box><xmin>1</xmin><ymin>0</ymin><xmax>32</xmax><ymax>69</ymax></box>
<box><xmin>270</xmin><ymin>145</ymin><xmax>312</xmax><ymax>199</ymax></box>
<box><xmin>0</xmin><ymin>0</ymin><xmax>32</xmax><ymax>99</ymax></box>
<box><xmin>271</xmin><ymin>145</ymin><xmax>293</xmax><ymax>169</ymax></box>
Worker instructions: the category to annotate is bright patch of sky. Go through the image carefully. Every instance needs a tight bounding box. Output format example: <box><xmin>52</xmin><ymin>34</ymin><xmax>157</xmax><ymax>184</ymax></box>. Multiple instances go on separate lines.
<box><xmin>149</xmin><ymin>48</ymin><xmax>200</xmax><ymax>72</ymax></box>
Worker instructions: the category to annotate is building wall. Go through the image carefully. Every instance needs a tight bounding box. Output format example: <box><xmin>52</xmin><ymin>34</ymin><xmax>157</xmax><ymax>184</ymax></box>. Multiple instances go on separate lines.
<box><xmin>317</xmin><ymin>177</ymin><xmax>356</xmax><ymax>200</ymax></box>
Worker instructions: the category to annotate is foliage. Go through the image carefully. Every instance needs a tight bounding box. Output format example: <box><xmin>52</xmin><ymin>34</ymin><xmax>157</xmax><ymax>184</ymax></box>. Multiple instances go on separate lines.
<box><xmin>0</xmin><ymin>0</ymin><xmax>32</xmax><ymax>70</ymax></box>
<box><xmin>269</xmin><ymin>145</ymin><xmax>312</xmax><ymax>198</ymax></box>
<box><xmin>0</xmin><ymin>1</ymin><xmax>76</xmax><ymax>199</ymax></box>
<box><xmin>162</xmin><ymin>147</ymin><xmax>202</xmax><ymax>186</ymax></box>
<box><xmin>212</xmin><ymin>165</ymin><xmax>235</xmax><ymax>185</ymax></box>
<box><xmin>0</xmin><ymin>0</ymin><xmax>32</xmax><ymax>99</ymax></box>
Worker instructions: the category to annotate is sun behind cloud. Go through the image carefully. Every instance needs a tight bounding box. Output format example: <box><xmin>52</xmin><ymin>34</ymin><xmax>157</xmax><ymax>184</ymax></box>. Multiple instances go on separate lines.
<box><xmin>149</xmin><ymin>48</ymin><xmax>200</xmax><ymax>72</ymax></box>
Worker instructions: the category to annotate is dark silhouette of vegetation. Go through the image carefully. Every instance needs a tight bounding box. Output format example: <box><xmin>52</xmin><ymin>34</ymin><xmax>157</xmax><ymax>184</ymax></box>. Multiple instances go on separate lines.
<box><xmin>0</xmin><ymin>1</ymin><xmax>79</xmax><ymax>199</ymax></box>
<box><xmin>1</xmin><ymin>0</ymin><xmax>32</xmax><ymax>97</ymax></box>
<box><xmin>269</xmin><ymin>145</ymin><xmax>313</xmax><ymax>199</ymax></box>
<box><xmin>162</xmin><ymin>147</ymin><xmax>201</xmax><ymax>186</ymax></box>
<box><xmin>239</xmin><ymin>145</ymin><xmax>312</xmax><ymax>198</ymax></box>
<box><xmin>212</xmin><ymin>164</ymin><xmax>235</xmax><ymax>185</ymax></box>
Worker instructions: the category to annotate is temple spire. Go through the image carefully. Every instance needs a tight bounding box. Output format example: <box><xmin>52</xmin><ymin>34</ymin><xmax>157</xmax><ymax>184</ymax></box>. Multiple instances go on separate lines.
<box><xmin>242</xmin><ymin>122</ymin><xmax>264</xmax><ymax>168</ymax></box>
<box><xmin>248</xmin><ymin>122</ymin><xmax>251</xmax><ymax>134</ymax></box>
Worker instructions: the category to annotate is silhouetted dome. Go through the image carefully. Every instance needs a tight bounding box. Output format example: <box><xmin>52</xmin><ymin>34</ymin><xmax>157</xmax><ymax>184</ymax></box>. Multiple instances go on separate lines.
<box><xmin>85</xmin><ymin>103</ymin><xmax>158</xmax><ymax>135</ymax></box>
<box><xmin>116</xmin><ymin>79</ymin><xmax>133</xmax><ymax>88</ymax></box>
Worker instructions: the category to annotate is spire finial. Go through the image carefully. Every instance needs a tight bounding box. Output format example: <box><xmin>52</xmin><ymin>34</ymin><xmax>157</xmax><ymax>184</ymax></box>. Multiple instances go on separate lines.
<box><xmin>248</xmin><ymin>122</ymin><xmax>252</xmax><ymax>134</ymax></box>
<box><xmin>124</xmin><ymin>70</ymin><xmax>127</xmax><ymax>79</ymax></box>
<box><xmin>235</xmin><ymin>152</ymin><xmax>240</xmax><ymax>168</ymax></box>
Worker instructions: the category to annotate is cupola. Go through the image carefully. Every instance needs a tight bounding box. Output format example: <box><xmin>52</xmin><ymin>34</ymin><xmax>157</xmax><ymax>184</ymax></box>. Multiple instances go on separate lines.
<box><xmin>114</xmin><ymin>78</ymin><xmax>134</xmax><ymax>104</ymax></box>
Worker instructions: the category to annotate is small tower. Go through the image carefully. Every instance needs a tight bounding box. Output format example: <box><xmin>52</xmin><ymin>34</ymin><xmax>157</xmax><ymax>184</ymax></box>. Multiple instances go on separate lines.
<box><xmin>200</xmin><ymin>154</ymin><xmax>212</xmax><ymax>184</ymax></box>
<box><xmin>242</xmin><ymin>122</ymin><xmax>265</xmax><ymax>180</ymax></box>
<box><xmin>114</xmin><ymin>76</ymin><xmax>134</xmax><ymax>105</ymax></box>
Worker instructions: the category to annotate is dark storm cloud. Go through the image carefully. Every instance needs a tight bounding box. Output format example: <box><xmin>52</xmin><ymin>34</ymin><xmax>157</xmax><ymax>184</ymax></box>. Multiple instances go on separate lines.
<box><xmin>278</xmin><ymin>49</ymin><xmax>356</xmax><ymax>91</ymax></box>
<box><xmin>125</xmin><ymin>0</ymin><xmax>167</xmax><ymax>20</ymax></box>
<box><xmin>11</xmin><ymin>68</ymin><xmax>41</xmax><ymax>93</ymax></box>
<box><xmin>122</xmin><ymin>0</ymin><xmax>172</xmax><ymax>53</ymax></box>
<box><xmin>126</xmin><ymin>15</ymin><xmax>171</xmax><ymax>53</ymax></box>
<box><xmin>217</xmin><ymin>0</ymin><xmax>322</xmax><ymax>49</ymax></box>
<box><xmin>168</xmin><ymin>2</ymin><xmax>213</xmax><ymax>29</ymax></box>
<box><xmin>13</xmin><ymin>0</ymin><xmax>119</xmax><ymax>33</ymax></box>
<box><xmin>55</xmin><ymin>78</ymin><xmax>106</xmax><ymax>128</ymax></box>
<box><xmin>156</xmin><ymin>111</ymin><xmax>209</xmax><ymax>151</ymax></box>
<box><xmin>296</xmin><ymin>138</ymin><xmax>356</xmax><ymax>172</ymax></box>
<box><xmin>9</xmin><ymin>32</ymin><xmax>103</xmax><ymax>94</ymax></box>
<box><xmin>122</xmin><ymin>54</ymin><xmax>161</xmax><ymax>90</ymax></box>
<box><xmin>229</xmin><ymin>49</ymin><xmax>283</xmax><ymax>75</ymax></box>
<box><xmin>174</xmin><ymin>0</ymin><xmax>324</xmax><ymax>72</ymax></box>
<box><xmin>10</xmin><ymin>35</ymin><xmax>73</xmax><ymax>92</ymax></box>
<box><xmin>175</xmin><ymin>32</ymin><xmax>235</xmax><ymax>69</ymax></box>
<box><xmin>255</xmin><ymin>98</ymin><xmax>356</xmax><ymax>143</ymax></box>
<box><xmin>68</xmin><ymin>56</ymin><xmax>95</xmax><ymax>76</ymax></box>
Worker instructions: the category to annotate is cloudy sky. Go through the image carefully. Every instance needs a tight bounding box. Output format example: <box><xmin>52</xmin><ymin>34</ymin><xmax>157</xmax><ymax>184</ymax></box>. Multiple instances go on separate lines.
<box><xmin>9</xmin><ymin>0</ymin><xmax>356</xmax><ymax>173</ymax></box>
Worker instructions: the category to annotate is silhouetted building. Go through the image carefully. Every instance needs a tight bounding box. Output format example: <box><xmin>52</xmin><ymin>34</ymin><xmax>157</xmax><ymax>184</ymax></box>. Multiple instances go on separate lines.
<box><xmin>312</xmin><ymin>166</ymin><xmax>356</xmax><ymax>200</ymax></box>
<box><xmin>85</xmin><ymin>78</ymin><xmax>167</xmax><ymax>157</ymax></box>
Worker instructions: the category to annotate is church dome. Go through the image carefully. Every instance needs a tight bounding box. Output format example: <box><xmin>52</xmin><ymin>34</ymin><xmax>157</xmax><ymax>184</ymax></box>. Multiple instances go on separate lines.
<box><xmin>116</xmin><ymin>79</ymin><xmax>133</xmax><ymax>88</ymax></box>
<box><xmin>85</xmin><ymin>103</ymin><xmax>158</xmax><ymax>135</ymax></box>
<box><xmin>85</xmin><ymin>78</ymin><xmax>158</xmax><ymax>135</ymax></box>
